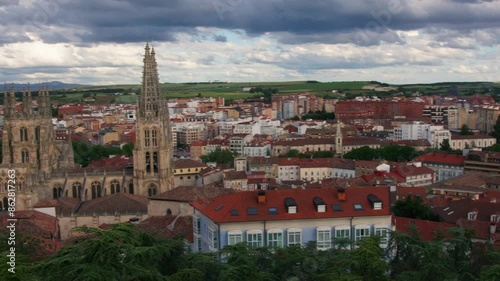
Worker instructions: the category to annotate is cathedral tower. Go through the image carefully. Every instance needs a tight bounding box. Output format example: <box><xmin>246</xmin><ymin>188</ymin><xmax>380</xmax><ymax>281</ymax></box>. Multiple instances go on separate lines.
<box><xmin>335</xmin><ymin>120</ymin><xmax>343</xmax><ymax>156</ymax></box>
<box><xmin>0</xmin><ymin>83</ymin><xmax>69</xmax><ymax>209</ymax></box>
<box><xmin>133</xmin><ymin>44</ymin><xmax>174</xmax><ymax>196</ymax></box>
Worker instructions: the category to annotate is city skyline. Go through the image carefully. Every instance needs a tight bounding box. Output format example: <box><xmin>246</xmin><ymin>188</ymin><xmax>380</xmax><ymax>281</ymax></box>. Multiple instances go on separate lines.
<box><xmin>0</xmin><ymin>0</ymin><xmax>499</xmax><ymax>85</ymax></box>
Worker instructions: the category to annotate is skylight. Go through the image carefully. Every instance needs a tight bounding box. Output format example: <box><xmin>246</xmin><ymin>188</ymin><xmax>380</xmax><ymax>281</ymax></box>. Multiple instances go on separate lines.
<box><xmin>247</xmin><ymin>207</ymin><xmax>258</xmax><ymax>215</ymax></box>
<box><xmin>332</xmin><ymin>204</ymin><xmax>343</xmax><ymax>211</ymax></box>
<box><xmin>269</xmin><ymin>207</ymin><xmax>278</xmax><ymax>215</ymax></box>
<box><xmin>354</xmin><ymin>204</ymin><xmax>363</xmax><ymax>210</ymax></box>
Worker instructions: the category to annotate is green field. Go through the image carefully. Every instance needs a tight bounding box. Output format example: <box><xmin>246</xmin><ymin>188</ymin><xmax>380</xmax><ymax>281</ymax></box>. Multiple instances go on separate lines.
<box><xmin>46</xmin><ymin>80</ymin><xmax>500</xmax><ymax>104</ymax></box>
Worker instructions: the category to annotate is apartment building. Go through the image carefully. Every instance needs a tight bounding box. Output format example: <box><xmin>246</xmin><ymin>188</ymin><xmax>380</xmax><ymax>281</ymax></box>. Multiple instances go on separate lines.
<box><xmin>191</xmin><ymin>187</ymin><xmax>391</xmax><ymax>253</ymax></box>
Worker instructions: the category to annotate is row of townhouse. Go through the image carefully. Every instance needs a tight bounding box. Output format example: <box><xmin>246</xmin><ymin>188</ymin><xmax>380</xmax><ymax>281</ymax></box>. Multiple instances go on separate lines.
<box><xmin>236</xmin><ymin>156</ymin><xmax>357</xmax><ymax>184</ymax></box>
<box><xmin>191</xmin><ymin>187</ymin><xmax>392</xmax><ymax>253</ymax></box>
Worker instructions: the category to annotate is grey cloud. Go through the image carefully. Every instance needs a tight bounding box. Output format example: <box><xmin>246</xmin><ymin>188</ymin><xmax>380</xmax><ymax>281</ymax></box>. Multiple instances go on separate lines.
<box><xmin>0</xmin><ymin>0</ymin><xmax>499</xmax><ymax>46</ymax></box>
<box><xmin>213</xmin><ymin>34</ymin><xmax>227</xmax><ymax>42</ymax></box>
<box><xmin>248</xmin><ymin>51</ymin><xmax>442</xmax><ymax>72</ymax></box>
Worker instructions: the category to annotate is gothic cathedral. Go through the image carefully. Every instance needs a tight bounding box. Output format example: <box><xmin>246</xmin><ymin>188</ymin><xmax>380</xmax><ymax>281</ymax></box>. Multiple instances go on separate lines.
<box><xmin>133</xmin><ymin>43</ymin><xmax>174</xmax><ymax>197</ymax></box>
<box><xmin>0</xmin><ymin>44</ymin><xmax>174</xmax><ymax>210</ymax></box>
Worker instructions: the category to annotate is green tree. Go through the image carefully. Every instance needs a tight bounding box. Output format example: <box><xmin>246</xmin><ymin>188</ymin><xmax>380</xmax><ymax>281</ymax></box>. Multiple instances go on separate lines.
<box><xmin>343</xmin><ymin>146</ymin><xmax>379</xmax><ymax>161</ymax></box>
<box><xmin>200</xmin><ymin>147</ymin><xmax>236</xmax><ymax>164</ymax></box>
<box><xmin>393</xmin><ymin>195</ymin><xmax>439</xmax><ymax>221</ymax></box>
<box><xmin>349</xmin><ymin>236</ymin><xmax>390</xmax><ymax>281</ymax></box>
<box><xmin>484</xmin><ymin>143</ymin><xmax>500</xmax><ymax>152</ymax></box>
<box><xmin>460</xmin><ymin>124</ymin><xmax>474</xmax><ymax>135</ymax></box>
<box><xmin>122</xmin><ymin>143</ymin><xmax>134</xmax><ymax>156</ymax></box>
<box><xmin>440</xmin><ymin>139</ymin><xmax>451</xmax><ymax>152</ymax></box>
<box><xmin>32</xmin><ymin>224</ymin><xmax>186</xmax><ymax>281</ymax></box>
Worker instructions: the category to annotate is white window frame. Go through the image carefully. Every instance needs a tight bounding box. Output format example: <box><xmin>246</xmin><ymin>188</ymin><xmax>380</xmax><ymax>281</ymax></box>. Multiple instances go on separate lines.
<box><xmin>267</xmin><ymin>229</ymin><xmax>283</xmax><ymax>248</ymax></box>
<box><xmin>335</xmin><ymin>226</ymin><xmax>351</xmax><ymax>240</ymax></box>
<box><xmin>227</xmin><ymin>230</ymin><xmax>243</xmax><ymax>246</ymax></box>
<box><xmin>355</xmin><ymin>226</ymin><xmax>370</xmax><ymax>242</ymax></box>
<box><xmin>247</xmin><ymin>229</ymin><xmax>263</xmax><ymax>248</ymax></box>
<box><xmin>316</xmin><ymin>226</ymin><xmax>331</xmax><ymax>250</ymax></box>
<box><xmin>208</xmin><ymin>227</ymin><xmax>218</xmax><ymax>251</ymax></box>
<box><xmin>193</xmin><ymin>216</ymin><xmax>201</xmax><ymax>235</ymax></box>
<box><xmin>287</xmin><ymin>228</ymin><xmax>302</xmax><ymax>246</ymax></box>
<box><xmin>374</xmin><ymin>226</ymin><xmax>389</xmax><ymax>244</ymax></box>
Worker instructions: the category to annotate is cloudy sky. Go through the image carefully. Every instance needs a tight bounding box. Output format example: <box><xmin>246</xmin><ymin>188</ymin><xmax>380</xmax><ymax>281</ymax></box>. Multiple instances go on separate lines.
<box><xmin>0</xmin><ymin>0</ymin><xmax>499</xmax><ymax>85</ymax></box>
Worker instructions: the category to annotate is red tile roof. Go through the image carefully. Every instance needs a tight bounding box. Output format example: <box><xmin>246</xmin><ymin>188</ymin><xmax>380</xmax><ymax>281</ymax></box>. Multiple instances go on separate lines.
<box><xmin>151</xmin><ymin>185</ymin><xmax>235</xmax><ymax>201</ymax></box>
<box><xmin>396</xmin><ymin>186</ymin><xmax>427</xmax><ymax>201</ymax></box>
<box><xmin>224</xmin><ymin>170</ymin><xmax>247</xmax><ymax>180</ymax></box>
<box><xmin>414</xmin><ymin>153</ymin><xmax>465</xmax><ymax>166</ymax></box>
<box><xmin>191</xmin><ymin>186</ymin><xmax>391</xmax><ymax>223</ymax></box>
<box><xmin>394</xmin><ymin>164</ymin><xmax>434</xmax><ymax>177</ymax></box>
<box><xmin>135</xmin><ymin>216</ymin><xmax>193</xmax><ymax>242</ymax></box>
<box><xmin>174</xmin><ymin>159</ymin><xmax>207</xmax><ymax>169</ymax></box>
<box><xmin>394</xmin><ymin>216</ymin><xmax>455</xmax><ymax>241</ymax></box>
<box><xmin>0</xmin><ymin>210</ymin><xmax>61</xmax><ymax>254</ymax></box>
<box><xmin>86</xmin><ymin>154</ymin><xmax>133</xmax><ymax>169</ymax></box>
<box><xmin>76</xmin><ymin>193</ymin><xmax>148</xmax><ymax>214</ymax></box>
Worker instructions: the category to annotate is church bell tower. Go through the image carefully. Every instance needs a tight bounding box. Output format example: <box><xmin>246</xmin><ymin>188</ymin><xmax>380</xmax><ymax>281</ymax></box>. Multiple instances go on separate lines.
<box><xmin>133</xmin><ymin>44</ymin><xmax>174</xmax><ymax>196</ymax></box>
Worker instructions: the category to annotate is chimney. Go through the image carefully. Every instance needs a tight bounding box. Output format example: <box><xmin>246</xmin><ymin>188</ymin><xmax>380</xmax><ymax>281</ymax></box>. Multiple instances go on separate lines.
<box><xmin>337</xmin><ymin>187</ymin><xmax>346</xmax><ymax>201</ymax></box>
<box><xmin>257</xmin><ymin>190</ymin><xmax>266</xmax><ymax>204</ymax></box>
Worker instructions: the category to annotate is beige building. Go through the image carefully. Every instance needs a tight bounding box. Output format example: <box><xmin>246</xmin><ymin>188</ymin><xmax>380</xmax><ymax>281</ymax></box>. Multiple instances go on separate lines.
<box><xmin>173</xmin><ymin>159</ymin><xmax>208</xmax><ymax>187</ymax></box>
<box><xmin>476</xmin><ymin>105</ymin><xmax>500</xmax><ymax>134</ymax></box>
<box><xmin>177</xmin><ymin>125</ymin><xmax>205</xmax><ymax>146</ymax></box>
<box><xmin>223</xmin><ymin>170</ymin><xmax>248</xmax><ymax>190</ymax></box>
<box><xmin>34</xmin><ymin>193</ymin><xmax>148</xmax><ymax>239</ymax></box>
<box><xmin>450</xmin><ymin>134</ymin><xmax>496</xmax><ymax>150</ymax></box>
<box><xmin>448</xmin><ymin>107</ymin><xmax>477</xmax><ymax>130</ymax></box>
<box><xmin>98</xmin><ymin>128</ymin><xmax>120</xmax><ymax>145</ymax></box>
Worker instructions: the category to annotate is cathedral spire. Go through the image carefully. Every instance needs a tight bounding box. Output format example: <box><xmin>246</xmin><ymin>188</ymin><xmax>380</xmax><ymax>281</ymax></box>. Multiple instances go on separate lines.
<box><xmin>134</xmin><ymin>44</ymin><xmax>174</xmax><ymax>196</ymax></box>
<box><xmin>3</xmin><ymin>83</ymin><xmax>9</xmax><ymax>118</ymax></box>
<box><xmin>22</xmin><ymin>83</ymin><xmax>33</xmax><ymax>116</ymax></box>
<box><xmin>7</xmin><ymin>83</ymin><xmax>16</xmax><ymax>117</ymax></box>
<box><xmin>140</xmin><ymin>43</ymin><xmax>162</xmax><ymax>118</ymax></box>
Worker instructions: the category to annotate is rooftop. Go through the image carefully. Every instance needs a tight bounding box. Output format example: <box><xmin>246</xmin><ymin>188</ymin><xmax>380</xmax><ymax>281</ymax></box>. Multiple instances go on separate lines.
<box><xmin>191</xmin><ymin>187</ymin><xmax>390</xmax><ymax>223</ymax></box>
<box><xmin>150</xmin><ymin>185</ymin><xmax>235</xmax><ymax>202</ymax></box>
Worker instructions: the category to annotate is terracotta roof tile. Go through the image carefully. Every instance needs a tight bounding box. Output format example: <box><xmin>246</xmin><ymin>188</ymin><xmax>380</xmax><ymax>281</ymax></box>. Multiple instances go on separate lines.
<box><xmin>76</xmin><ymin>193</ymin><xmax>148</xmax><ymax>214</ymax></box>
<box><xmin>191</xmin><ymin>186</ymin><xmax>391</xmax><ymax>223</ymax></box>
<box><xmin>174</xmin><ymin>159</ymin><xmax>207</xmax><ymax>169</ymax></box>
<box><xmin>224</xmin><ymin>170</ymin><xmax>247</xmax><ymax>180</ymax></box>
<box><xmin>434</xmin><ymin>198</ymin><xmax>500</xmax><ymax>224</ymax></box>
<box><xmin>135</xmin><ymin>216</ymin><xmax>193</xmax><ymax>242</ymax></box>
<box><xmin>151</xmin><ymin>185</ymin><xmax>235</xmax><ymax>201</ymax></box>
<box><xmin>394</xmin><ymin>216</ymin><xmax>455</xmax><ymax>241</ymax></box>
<box><xmin>415</xmin><ymin>153</ymin><xmax>465</xmax><ymax>165</ymax></box>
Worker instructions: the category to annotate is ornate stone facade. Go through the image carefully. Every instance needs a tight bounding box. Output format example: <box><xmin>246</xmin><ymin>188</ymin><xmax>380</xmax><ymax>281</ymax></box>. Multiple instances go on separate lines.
<box><xmin>133</xmin><ymin>43</ymin><xmax>174</xmax><ymax>197</ymax></box>
<box><xmin>0</xmin><ymin>44</ymin><xmax>174</xmax><ymax>210</ymax></box>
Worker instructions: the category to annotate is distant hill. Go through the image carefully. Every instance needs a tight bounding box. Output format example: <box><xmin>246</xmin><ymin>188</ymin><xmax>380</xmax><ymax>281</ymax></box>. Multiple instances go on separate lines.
<box><xmin>6</xmin><ymin>81</ymin><xmax>86</xmax><ymax>91</ymax></box>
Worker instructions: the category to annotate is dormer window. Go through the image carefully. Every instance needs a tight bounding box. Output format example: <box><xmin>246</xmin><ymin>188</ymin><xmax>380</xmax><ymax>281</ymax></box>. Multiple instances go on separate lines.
<box><xmin>468</xmin><ymin>211</ymin><xmax>478</xmax><ymax>221</ymax></box>
<box><xmin>313</xmin><ymin>197</ymin><xmax>326</xmax><ymax>213</ymax></box>
<box><xmin>368</xmin><ymin>194</ymin><xmax>383</xmax><ymax>210</ymax></box>
<box><xmin>285</xmin><ymin>197</ymin><xmax>297</xmax><ymax>214</ymax></box>
<box><xmin>490</xmin><ymin>214</ymin><xmax>499</xmax><ymax>223</ymax></box>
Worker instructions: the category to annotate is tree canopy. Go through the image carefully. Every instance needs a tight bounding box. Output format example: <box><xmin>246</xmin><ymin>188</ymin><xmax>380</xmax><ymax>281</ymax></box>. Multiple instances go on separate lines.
<box><xmin>393</xmin><ymin>195</ymin><xmax>439</xmax><ymax>221</ymax></box>
<box><xmin>72</xmin><ymin>141</ymin><xmax>132</xmax><ymax>167</ymax></box>
<box><xmin>301</xmin><ymin>110</ymin><xmax>336</xmax><ymax>120</ymax></box>
<box><xmin>460</xmin><ymin>124</ymin><xmax>474</xmax><ymax>135</ymax></box>
<box><xmin>2</xmin><ymin>223</ymin><xmax>499</xmax><ymax>281</ymax></box>
<box><xmin>343</xmin><ymin>145</ymin><xmax>420</xmax><ymax>162</ymax></box>
<box><xmin>200</xmin><ymin>147</ymin><xmax>236</xmax><ymax>164</ymax></box>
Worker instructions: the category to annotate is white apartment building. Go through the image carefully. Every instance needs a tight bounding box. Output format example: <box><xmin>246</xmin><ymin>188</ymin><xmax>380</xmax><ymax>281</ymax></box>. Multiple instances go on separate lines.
<box><xmin>243</xmin><ymin>142</ymin><xmax>271</xmax><ymax>157</ymax></box>
<box><xmin>233</xmin><ymin>121</ymin><xmax>261</xmax><ymax>136</ymax></box>
<box><xmin>392</xmin><ymin>121</ymin><xmax>451</xmax><ymax>148</ymax></box>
